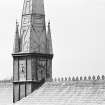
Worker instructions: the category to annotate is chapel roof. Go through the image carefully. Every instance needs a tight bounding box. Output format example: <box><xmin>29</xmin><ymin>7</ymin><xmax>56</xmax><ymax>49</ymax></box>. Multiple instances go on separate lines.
<box><xmin>12</xmin><ymin>78</ymin><xmax>105</xmax><ymax>105</ymax></box>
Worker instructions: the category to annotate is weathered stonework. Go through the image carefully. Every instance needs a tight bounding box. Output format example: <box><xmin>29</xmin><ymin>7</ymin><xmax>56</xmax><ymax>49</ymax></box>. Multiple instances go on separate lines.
<box><xmin>13</xmin><ymin>0</ymin><xmax>53</xmax><ymax>103</ymax></box>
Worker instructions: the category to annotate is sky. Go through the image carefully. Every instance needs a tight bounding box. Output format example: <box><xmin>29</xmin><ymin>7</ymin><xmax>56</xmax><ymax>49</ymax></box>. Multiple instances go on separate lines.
<box><xmin>0</xmin><ymin>0</ymin><xmax>105</xmax><ymax>79</ymax></box>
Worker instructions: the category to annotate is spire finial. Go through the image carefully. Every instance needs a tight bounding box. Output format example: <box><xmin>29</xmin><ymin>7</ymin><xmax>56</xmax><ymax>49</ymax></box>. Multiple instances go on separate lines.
<box><xmin>16</xmin><ymin>20</ymin><xmax>19</xmax><ymax>28</ymax></box>
<box><xmin>16</xmin><ymin>20</ymin><xmax>19</xmax><ymax>34</ymax></box>
<box><xmin>48</xmin><ymin>20</ymin><xmax>51</xmax><ymax>30</ymax></box>
<box><xmin>46</xmin><ymin>20</ymin><xmax>53</xmax><ymax>54</ymax></box>
<box><xmin>48</xmin><ymin>20</ymin><xmax>50</xmax><ymax>25</ymax></box>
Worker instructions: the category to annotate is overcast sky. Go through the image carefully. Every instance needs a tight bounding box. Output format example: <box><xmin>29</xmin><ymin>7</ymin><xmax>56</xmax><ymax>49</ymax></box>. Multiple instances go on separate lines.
<box><xmin>0</xmin><ymin>0</ymin><xmax>105</xmax><ymax>79</ymax></box>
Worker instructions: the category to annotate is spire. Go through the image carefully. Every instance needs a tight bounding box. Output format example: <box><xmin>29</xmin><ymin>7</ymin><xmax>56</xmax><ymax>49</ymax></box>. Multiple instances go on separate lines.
<box><xmin>46</xmin><ymin>21</ymin><xmax>53</xmax><ymax>54</ymax></box>
<box><xmin>22</xmin><ymin>0</ymin><xmax>45</xmax><ymax>15</ymax></box>
<box><xmin>13</xmin><ymin>21</ymin><xmax>20</xmax><ymax>53</ymax></box>
<box><xmin>32</xmin><ymin>0</ymin><xmax>45</xmax><ymax>15</ymax></box>
<box><xmin>21</xmin><ymin>0</ymin><xmax>47</xmax><ymax>53</ymax></box>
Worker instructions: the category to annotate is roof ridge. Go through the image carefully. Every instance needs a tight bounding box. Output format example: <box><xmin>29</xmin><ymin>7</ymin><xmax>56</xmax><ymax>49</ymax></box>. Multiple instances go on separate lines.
<box><xmin>52</xmin><ymin>75</ymin><xmax>105</xmax><ymax>82</ymax></box>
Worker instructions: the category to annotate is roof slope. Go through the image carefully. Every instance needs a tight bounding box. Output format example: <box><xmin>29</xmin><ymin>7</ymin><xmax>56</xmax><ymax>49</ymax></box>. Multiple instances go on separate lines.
<box><xmin>13</xmin><ymin>80</ymin><xmax>105</xmax><ymax>105</ymax></box>
<box><xmin>0</xmin><ymin>82</ymin><xmax>13</xmax><ymax>105</ymax></box>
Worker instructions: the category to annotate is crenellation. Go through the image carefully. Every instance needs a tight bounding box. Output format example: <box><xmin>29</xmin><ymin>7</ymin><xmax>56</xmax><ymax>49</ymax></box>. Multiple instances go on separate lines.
<box><xmin>68</xmin><ymin>77</ymin><xmax>71</xmax><ymax>81</ymax></box>
<box><xmin>92</xmin><ymin>75</ymin><xmax>96</xmax><ymax>80</ymax></box>
<box><xmin>88</xmin><ymin>76</ymin><xmax>91</xmax><ymax>80</ymax></box>
<box><xmin>76</xmin><ymin>76</ymin><xmax>79</xmax><ymax>81</ymax></box>
<box><xmin>52</xmin><ymin>75</ymin><xmax>105</xmax><ymax>83</ymax></box>
<box><xmin>65</xmin><ymin>77</ymin><xmax>67</xmax><ymax>81</ymax></box>
<box><xmin>72</xmin><ymin>76</ymin><xmax>75</xmax><ymax>81</ymax></box>
<box><xmin>58</xmin><ymin>77</ymin><xmax>60</xmax><ymax>82</ymax></box>
<box><xmin>84</xmin><ymin>76</ymin><xmax>87</xmax><ymax>80</ymax></box>
<box><xmin>80</xmin><ymin>76</ymin><xmax>83</xmax><ymax>80</ymax></box>
<box><xmin>61</xmin><ymin>77</ymin><xmax>64</xmax><ymax>81</ymax></box>
<box><xmin>97</xmin><ymin>75</ymin><xmax>100</xmax><ymax>80</ymax></box>
<box><xmin>102</xmin><ymin>75</ymin><xmax>105</xmax><ymax>80</ymax></box>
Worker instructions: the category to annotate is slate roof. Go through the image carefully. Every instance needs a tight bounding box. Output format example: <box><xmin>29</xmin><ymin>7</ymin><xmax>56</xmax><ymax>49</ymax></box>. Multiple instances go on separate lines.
<box><xmin>0</xmin><ymin>82</ymin><xmax>13</xmax><ymax>105</ymax></box>
<box><xmin>12</xmin><ymin>79</ymin><xmax>105</xmax><ymax>105</ymax></box>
